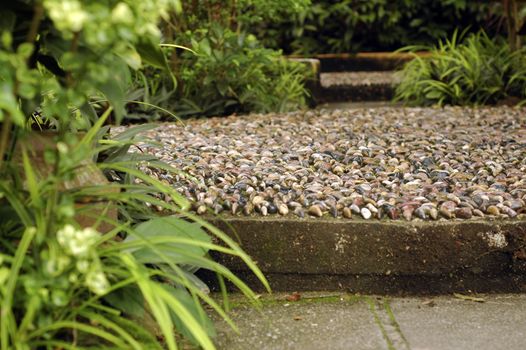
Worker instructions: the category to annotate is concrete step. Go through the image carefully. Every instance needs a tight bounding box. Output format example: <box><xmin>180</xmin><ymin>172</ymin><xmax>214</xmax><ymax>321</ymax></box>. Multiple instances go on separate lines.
<box><xmin>203</xmin><ymin>217</ymin><xmax>526</xmax><ymax>294</ymax></box>
<box><xmin>319</xmin><ymin>71</ymin><xmax>400</xmax><ymax>102</ymax></box>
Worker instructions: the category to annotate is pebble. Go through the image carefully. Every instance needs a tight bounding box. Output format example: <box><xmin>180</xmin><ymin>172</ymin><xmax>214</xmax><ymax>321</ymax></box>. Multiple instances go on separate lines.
<box><xmin>343</xmin><ymin>207</ymin><xmax>352</xmax><ymax>219</ymax></box>
<box><xmin>455</xmin><ymin>207</ymin><xmax>473</xmax><ymax>219</ymax></box>
<box><xmin>278</xmin><ymin>203</ymin><xmax>289</xmax><ymax>216</ymax></box>
<box><xmin>350</xmin><ymin>204</ymin><xmax>361</xmax><ymax>214</ymax></box>
<box><xmin>197</xmin><ymin>205</ymin><xmax>207</xmax><ymax>215</ymax></box>
<box><xmin>414</xmin><ymin>206</ymin><xmax>427</xmax><ymax>220</ymax></box>
<box><xmin>119</xmin><ymin>106</ymin><xmax>526</xmax><ymax>221</ymax></box>
<box><xmin>402</xmin><ymin>206</ymin><xmax>414</xmax><ymax>221</ymax></box>
<box><xmin>361</xmin><ymin>207</ymin><xmax>372</xmax><ymax>220</ymax></box>
<box><xmin>486</xmin><ymin>205</ymin><xmax>500</xmax><ymax>216</ymax></box>
<box><xmin>428</xmin><ymin>207</ymin><xmax>439</xmax><ymax>220</ymax></box>
<box><xmin>294</xmin><ymin>207</ymin><xmax>305</xmax><ymax>218</ymax></box>
<box><xmin>308</xmin><ymin>205</ymin><xmax>323</xmax><ymax>217</ymax></box>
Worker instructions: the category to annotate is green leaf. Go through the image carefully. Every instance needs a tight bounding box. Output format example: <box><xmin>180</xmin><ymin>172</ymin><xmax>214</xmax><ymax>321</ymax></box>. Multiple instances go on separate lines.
<box><xmin>104</xmin><ymin>285</ymin><xmax>145</xmax><ymax>318</ymax></box>
<box><xmin>0</xmin><ymin>83</ymin><xmax>25</xmax><ymax>125</ymax></box>
<box><xmin>118</xmin><ymin>47</ymin><xmax>142</xmax><ymax>70</ymax></box>
<box><xmin>126</xmin><ymin>217</ymin><xmax>211</xmax><ymax>264</ymax></box>
<box><xmin>136</xmin><ymin>38</ymin><xmax>170</xmax><ymax>71</ymax></box>
<box><xmin>97</xmin><ymin>59</ymin><xmax>130</xmax><ymax>124</ymax></box>
<box><xmin>163</xmin><ymin>285</ymin><xmax>216</xmax><ymax>344</ymax></box>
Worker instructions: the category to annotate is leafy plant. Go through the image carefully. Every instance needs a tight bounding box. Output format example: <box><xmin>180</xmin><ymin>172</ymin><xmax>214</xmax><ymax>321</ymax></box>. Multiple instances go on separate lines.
<box><xmin>1</xmin><ymin>115</ymin><xmax>269</xmax><ymax>349</ymax></box>
<box><xmin>173</xmin><ymin>25</ymin><xmax>310</xmax><ymax>117</ymax></box>
<box><xmin>394</xmin><ymin>30</ymin><xmax>526</xmax><ymax>106</ymax></box>
<box><xmin>0</xmin><ymin>0</ymin><xmax>269</xmax><ymax>348</ymax></box>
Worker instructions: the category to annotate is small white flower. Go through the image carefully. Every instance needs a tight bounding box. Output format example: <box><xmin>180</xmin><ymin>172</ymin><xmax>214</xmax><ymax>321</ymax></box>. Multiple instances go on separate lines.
<box><xmin>57</xmin><ymin>224</ymin><xmax>76</xmax><ymax>247</ymax></box>
<box><xmin>69</xmin><ymin>273</ymin><xmax>79</xmax><ymax>283</ymax></box>
<box><xmin>76</xmin><ymin>259</ymin><xmax>89</xmax><ymax>273</ymax></box>
<box><xmin>86</xmin><ymin>270</ymin><xmax>109</xmax><ymax>295</ymax></box>
<box><xmin>112</xmin><ymin>3</ymin><xmax>133</xmax><ymax>24</ymax></box>
<box><xmin>56</xmin><ymin>142</ymin><xmax>68</xmax><ymax>154</ymax></box>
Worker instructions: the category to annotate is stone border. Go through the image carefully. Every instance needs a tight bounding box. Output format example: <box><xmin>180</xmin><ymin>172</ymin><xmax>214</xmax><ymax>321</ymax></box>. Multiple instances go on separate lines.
<box><xmin>300</xmin><ymin>52</ymin><xmax>431</xmax><ymax>72</ymax></box>
<box><xmin>205</xmin><ymin>217</ymin><xmax>526</xmax><ymax>293</ymax></box>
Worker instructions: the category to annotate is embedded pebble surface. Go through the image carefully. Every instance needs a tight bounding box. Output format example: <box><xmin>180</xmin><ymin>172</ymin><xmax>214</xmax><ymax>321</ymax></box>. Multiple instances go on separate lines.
<box><xmin>125</xmin><ymin>107</ymin><xmax>526</xmax><ymax>220</ymax></box>
<box><xmin>321</xmin><ymin>71</ymin><xmax>400</xmax><ymax>87</ymax></box>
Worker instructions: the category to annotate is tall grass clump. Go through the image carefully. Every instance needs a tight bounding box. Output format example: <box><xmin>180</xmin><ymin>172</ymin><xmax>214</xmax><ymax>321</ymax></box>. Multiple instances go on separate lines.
<box><xmin>395</xmin><ymin>30</ymin><xmax>526</xmax><ymax>106</ymax></box>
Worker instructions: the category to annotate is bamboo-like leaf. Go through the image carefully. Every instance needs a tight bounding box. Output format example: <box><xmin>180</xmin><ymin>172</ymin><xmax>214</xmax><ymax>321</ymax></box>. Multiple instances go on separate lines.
<box><xmin>1</xmin><ymin>226</ymin><xmax>36</xmax><ymax>350</ymax></box>
<box><xmin>20</xmin><ymin>145</ymin><xmax>41</xmax><ymax>208</ymax></box>
<box><xmin>79</xmin><ymin>310</ymin><xmax>143</xmax><ymax>350</ymax></box>
<box><xmin>121</xmin><ymin>254</ymin><xmax>178</xmax><ymax>350</ymax></box>
<box><xmin>28</xmin><ymin>321</ymin><xmax>129</xmax><ymax>348</ymax></box>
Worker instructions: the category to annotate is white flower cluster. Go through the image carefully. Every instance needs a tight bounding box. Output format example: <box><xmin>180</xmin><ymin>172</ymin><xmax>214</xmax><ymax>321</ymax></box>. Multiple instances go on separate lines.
<box><xmin>57</xmin><ymin>224</ymin><xmax>98</xmax><ymax>257</ymax></box>
<box><xmin>44</xmin><ymin>0</ymin><xmax>88</xmax><ymax>32</ymax></box>
<box><xmin>56</xmin><ymin>224</ymin><xmax>109</xmax><ymax>295</ymax></box>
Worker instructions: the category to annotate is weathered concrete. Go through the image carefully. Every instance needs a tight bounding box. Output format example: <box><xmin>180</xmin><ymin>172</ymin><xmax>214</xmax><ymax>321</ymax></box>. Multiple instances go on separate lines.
<box><xmin>213</xmin><ymin>293</ymin><xmax>386</xmax><ymax>350</ymax></box>
<box><xmin>390</xmin><ymin>294</ymin><xmax>526</xmax><ymax>350</ymax></box>
<box><xmin>212</xmin><ymin>293</ymin><xmax>526</xmax><ymax>350</ymax></box>
<box><xmin>206</xmin><ymin>217</ymin><xmax>526</xmax><ymax>293</ymax></box>
<box><xmin>291</xmin><ymin>52</ymin><xmax>431</xmax><ymax>72</ymax></box>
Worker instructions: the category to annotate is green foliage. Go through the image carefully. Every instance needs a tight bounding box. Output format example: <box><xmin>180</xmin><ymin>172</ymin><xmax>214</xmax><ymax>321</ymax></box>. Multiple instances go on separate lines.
<box><xmin>174</xmin><ymin>25</ymin><xmax>310</xmax><ymax>117</ymax></box>
<box><xmin>394</xmin><ymin>30</ymin><xmax>526</xmax><ymax>106</ymax></box>
<box><xmin>0</xmin><ymin>0</ymin><xmax>175</xmax><ymax>130</ymax></box>
<box><xmin>0</xmin><ymin>0</ymin><xmax>269</xmax><ymax>348</ymax></box>
<box><xmin>129</xmin><ymin>0</ymin><xmax>311</xmax><ymax>119</ymax></box>
<box><xmin>0</xmin><ymin>117</ymin><xmax>269</xmax><ymax>349</ymax></box>
<box><xmin>255</xmin><ymin>0</ymin><xmax>492</xmax><ymax>54</ymax></box>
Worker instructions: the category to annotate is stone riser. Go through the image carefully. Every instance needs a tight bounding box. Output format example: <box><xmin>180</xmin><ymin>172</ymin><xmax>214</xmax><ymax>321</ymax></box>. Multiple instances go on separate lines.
<box><xmin>204</xmin><ymin>217</ymin><xmax>526</xmax><ymax>294</ymax></box>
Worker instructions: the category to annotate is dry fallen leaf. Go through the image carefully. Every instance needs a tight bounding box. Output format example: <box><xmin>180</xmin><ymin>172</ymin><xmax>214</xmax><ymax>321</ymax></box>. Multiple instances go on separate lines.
<box><xmin>453</xmin><ymin>293</ymin><xmax>485</xmax><ymax>303</ymax></box>
<box><xmin>422</xmin><ymin>300</ymin><xmax>436</xmax><ymax>307</ymax></box>
<box><xmin>286</xmin><ymin>292</ymin><xmax>301</xmax><ymax>302</ymax></box>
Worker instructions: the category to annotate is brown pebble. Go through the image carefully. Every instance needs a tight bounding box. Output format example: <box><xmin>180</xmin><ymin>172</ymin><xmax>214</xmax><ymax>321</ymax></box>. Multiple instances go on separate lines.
<box><xmin>439</xmin><ymin>208</ymin><xmax>453</xmax><ymax>219</ymax></box>
<box><xmin>402</xmin><ymin>206</ymin><xmax>414</xmax><ymax>221</ymax></box>
<box><xmin>455</xmin><ymin>207</ymin><xmax>472</xmax><ymax>219</ymax></box>
<box><xmin>308</xmin><ymin>205</ymin><xmax>323</xmax><ymax>217</ymax></box>
<box><xmin>486</xmin><ymin>205</ymin><xmax>500</xmax><ymax>216</ymax></box>
<box><xmin>473</xmin><ymin>209</ymin><xmax>484</xmax><ymax>217</ymax></box>
<box><xmin>343</xmin><ymin>207</ymin><xmax>352</xmax><ymax>219</ymax></box>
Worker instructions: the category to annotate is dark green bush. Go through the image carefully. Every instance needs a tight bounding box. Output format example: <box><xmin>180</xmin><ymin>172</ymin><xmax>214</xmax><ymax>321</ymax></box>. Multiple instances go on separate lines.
<box><xmin>394</xmin><ymin>30</ymin><xmax>526</xmax><ymax>106</ymax></box>
<box><xmin>254</xmin><ymin>0</ymin><xmax>493</xmax><ymax>54</ymax></box>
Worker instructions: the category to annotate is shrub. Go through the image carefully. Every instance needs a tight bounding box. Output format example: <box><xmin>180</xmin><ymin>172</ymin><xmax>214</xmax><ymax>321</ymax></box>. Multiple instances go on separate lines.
<box><xmin>254</xmin><ymin>0</ymin><xmax>493</xmax><ymax>54</ymax></box>
<box><xmin>394</xmin><ymin>30</ymin><xmax>526</xmax><ymax>106</ymax></box>
<box><xmin>126</xmin><ymin>0</ymin><xmax>311</xmax><ymax>119</ymax></box>
<box><xmin>174</xmin><ymin>25</ymin><xmax>310</xmax><ymax>117</ymax></box>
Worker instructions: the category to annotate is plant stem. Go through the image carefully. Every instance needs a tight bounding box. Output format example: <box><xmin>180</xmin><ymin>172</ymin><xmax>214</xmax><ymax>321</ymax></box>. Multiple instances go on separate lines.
<box><xmin>0</xmin><ymin>116</ymin><xmax>12</xmax><ymax>171</ymax></box>
<box><xmin>26</xmin><ymin>2</ymin><xmax>44</xmax><ymax>43</ymax></box>
<box><xmin>504</xmin><ymin>0</ymin><xmax>518</xmax><ymax>51</ymax></box>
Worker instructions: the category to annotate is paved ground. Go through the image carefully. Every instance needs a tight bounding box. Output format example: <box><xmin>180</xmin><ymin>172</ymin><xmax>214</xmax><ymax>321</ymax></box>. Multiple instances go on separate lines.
<box><xmin>320</xmin><ymin>71</ymin><xmax>400</xmax><ymax>87</ymax></box>
<box><xmin>212</xmin><ymin>292</ymin><xmax>526</xmax><ymax>350</ymax></box>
